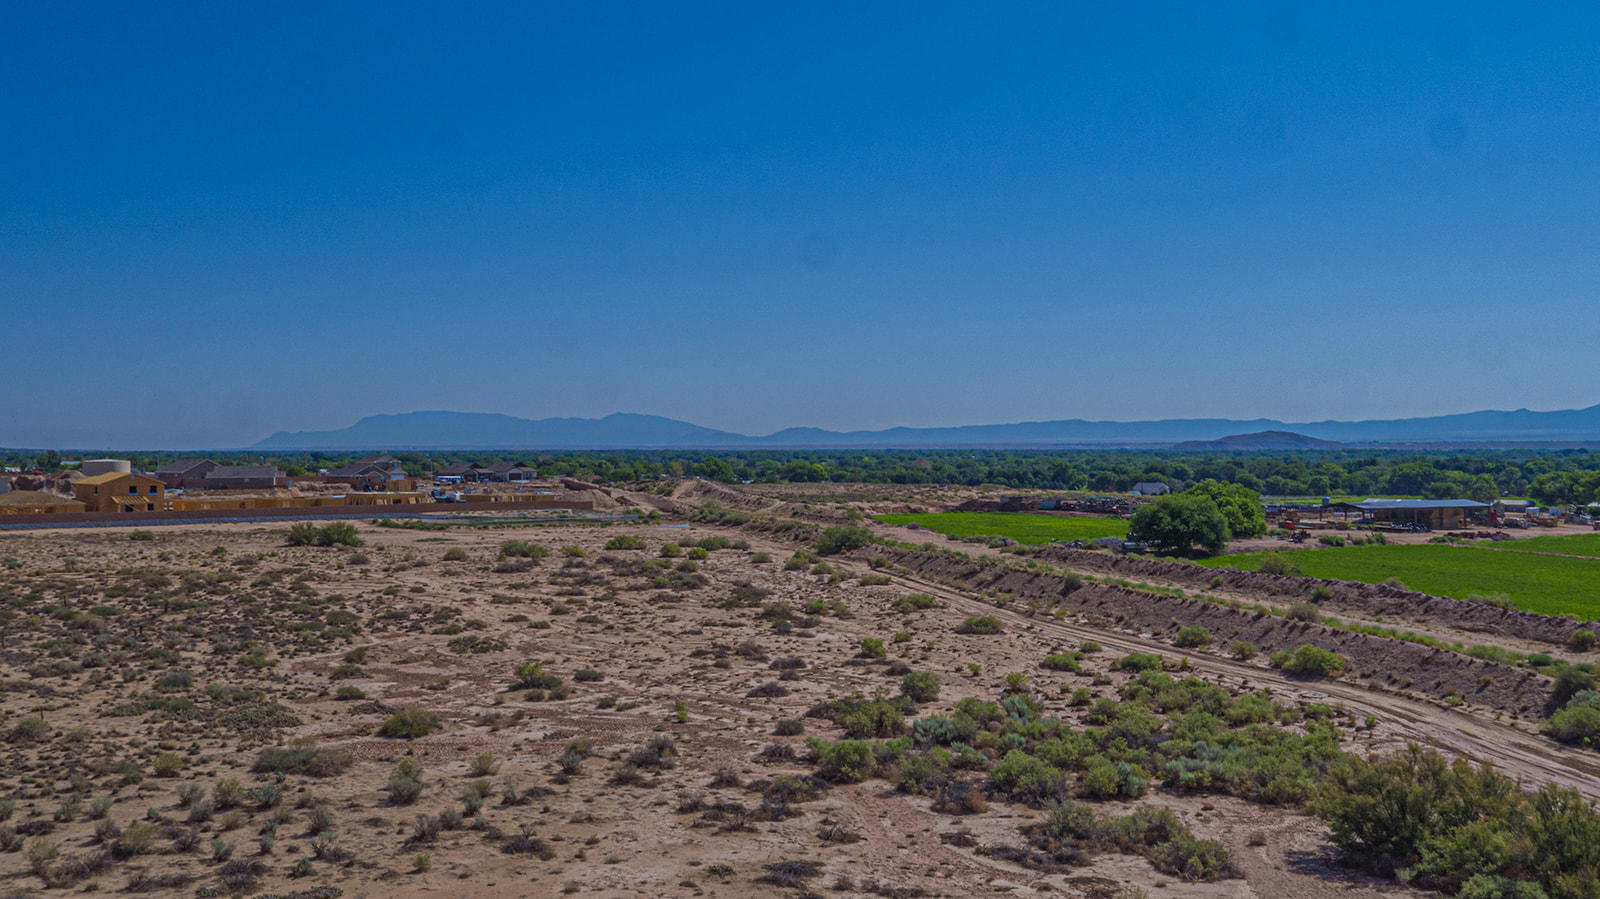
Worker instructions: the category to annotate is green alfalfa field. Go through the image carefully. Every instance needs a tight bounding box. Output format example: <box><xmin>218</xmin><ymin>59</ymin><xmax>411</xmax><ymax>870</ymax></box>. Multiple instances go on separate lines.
<box><xmin>875</xmin><ymin>511</ymin><xmax>1129</xmax><ymax>543</ymax></box>
<box><xmin>1200</xmin><ymin>542</ymin><xmax>1600</xmax><ymax>620</ymax></box>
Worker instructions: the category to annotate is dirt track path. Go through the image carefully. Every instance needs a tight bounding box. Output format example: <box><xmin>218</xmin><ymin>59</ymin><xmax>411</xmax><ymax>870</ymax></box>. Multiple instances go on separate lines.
<box><xmin>889</xmin><ymin>570</ymin><xmax>1600</xmax><ymax>801</ymax></box>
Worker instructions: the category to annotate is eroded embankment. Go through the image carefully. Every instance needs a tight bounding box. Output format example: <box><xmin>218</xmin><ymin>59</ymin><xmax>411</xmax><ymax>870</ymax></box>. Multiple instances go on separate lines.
<box><xmin>1027</xmin><ymin>545</ymin><xmax>1596</xmax><ymax>647</ymax></box>
<box><xmin>863</xmin><ymin>544</ymin><xmax>1553</xmax><ymax>719</ymax></box>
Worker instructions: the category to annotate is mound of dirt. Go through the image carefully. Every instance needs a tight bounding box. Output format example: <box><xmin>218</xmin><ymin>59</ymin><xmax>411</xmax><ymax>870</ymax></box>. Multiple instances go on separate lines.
<box><xmin>864</xmin><ymin>544</ymin><xmax>1553</xmax><ymax>719</ymax></box>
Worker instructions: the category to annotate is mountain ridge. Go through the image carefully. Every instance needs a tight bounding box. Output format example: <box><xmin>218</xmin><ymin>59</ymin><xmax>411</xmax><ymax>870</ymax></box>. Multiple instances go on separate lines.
<box><xmin>248</xmin><ymin>404</ymin><xmax>1600</xmax><ymax>450</ymax></box>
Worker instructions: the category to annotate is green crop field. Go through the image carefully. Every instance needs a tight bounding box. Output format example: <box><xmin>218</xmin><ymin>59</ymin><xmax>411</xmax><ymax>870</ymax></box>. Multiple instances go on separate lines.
<box><xmin>876</xmin><ymin>511</ymin><xmax>1128</xmax><ymax>544</ymax></box>
<box><xmin>1480</xmin><ymin>533</ymin><xmax>1600</xmax><ymax>558</ymax></box>
<box><xmin>1200</xmin><ymin>544</ymin><xmax>1600</xmax><ymax>620</ymax></box>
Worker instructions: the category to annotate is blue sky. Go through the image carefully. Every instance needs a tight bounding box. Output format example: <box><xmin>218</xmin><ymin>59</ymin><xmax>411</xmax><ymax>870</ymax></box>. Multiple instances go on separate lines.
<box><xmin>4</xmin><ymin>2</ymin><xmax>1599</xmax><ymax>448</ymax></box>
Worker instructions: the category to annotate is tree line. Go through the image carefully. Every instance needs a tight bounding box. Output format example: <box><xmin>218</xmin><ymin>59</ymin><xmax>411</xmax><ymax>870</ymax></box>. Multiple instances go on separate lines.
<box><xmin>9</xmin><ymin>447</ymin><xmax>1600</xmax><ymax>505</ymax></box>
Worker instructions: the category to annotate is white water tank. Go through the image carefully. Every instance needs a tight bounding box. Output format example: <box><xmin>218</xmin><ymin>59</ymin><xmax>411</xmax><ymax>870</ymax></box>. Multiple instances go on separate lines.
<box><xmin>81</xmin><ymin>459</ymin><xmax>132</xmax><ymax>476</ymax></box>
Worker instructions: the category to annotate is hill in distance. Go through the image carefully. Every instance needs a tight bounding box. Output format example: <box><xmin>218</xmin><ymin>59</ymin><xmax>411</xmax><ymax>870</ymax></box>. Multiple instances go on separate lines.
<box><xmin>247</xmin><ymin>404</ymin><xmax>1600</xmax><ymax>450</ymax></box>
<box><xmin>1171</xmin><ymin>431</ymin><xmax>1344</xmax><ymax>451</ymax></box>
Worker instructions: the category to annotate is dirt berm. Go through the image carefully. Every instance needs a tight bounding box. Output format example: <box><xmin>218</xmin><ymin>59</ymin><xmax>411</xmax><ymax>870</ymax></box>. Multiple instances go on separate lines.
<box><xmin>1029</xmin><ymin>545</ymin><xmax>1597</xmax><ymax>647</ymax></box>
<box><xmin>862</xmin><ymin>544</ymin><xmax>1553</xmax><ymax>719</ymax></box>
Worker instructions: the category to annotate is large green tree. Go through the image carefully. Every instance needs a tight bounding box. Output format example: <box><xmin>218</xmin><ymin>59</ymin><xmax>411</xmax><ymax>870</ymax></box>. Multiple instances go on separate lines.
<box><xmin>1127</xmin><ymin>493</ymin><xmax>1230</xmax><ymax>555</ymax></box>
<box><xmin>1182</xmin><ymin>479</ymin><xmax>1266</xmax><ymax>538</ymax></box>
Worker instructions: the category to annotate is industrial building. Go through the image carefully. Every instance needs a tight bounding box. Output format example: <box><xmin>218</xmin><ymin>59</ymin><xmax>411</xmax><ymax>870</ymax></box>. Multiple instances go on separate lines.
<box><xmin>1341</xmin><ymin>498</ymin><xmax>1490</xmax><ymax>531</ymax></box>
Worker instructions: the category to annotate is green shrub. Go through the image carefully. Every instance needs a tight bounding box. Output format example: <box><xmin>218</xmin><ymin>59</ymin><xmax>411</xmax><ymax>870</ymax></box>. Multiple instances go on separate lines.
<box><xmin>809</xmin><ymin>739</ymin><xmax>874</xmax><ymax>783</ymax></box>
<box><xmin>604</xmin><ymin>535</ymin><xmax>646</xmax><ymax>551</ymax></box>
<box><xmin>1226</xmin><ymin>640</ymin><xmax>1257</xmax><ymax>660</ymax></box>
<box><xmin>815</xmin><ymin>525</ymin><xmax>873</xmax><ymax>556</ymax></box>
<box><xmin>1116</xmin><ymin>653</ymin><xmax>1164</xmax><ymax>672</ymax></box>
<box><xmin>1544</xmin><ymin>705</ymin><xmax>1600</xmax><ymax>748</ymax></box>
<box><xmin>499</xmin><ymin>540</ymin><xmax>549</xmax><ymax>560</ymax></box>
<box><xmin>900</xmin><ymin>671</ymin><xmax>941</xmax><ymax>703</ymax></box>
<box><xmin>378</xmin><ymin>708</ymin><xmax>440</xmax><ymax>739</ymax></box>
<box><xmin>892</xmin><ymin>593</ymin><xmax>940</xmax><ymax>613</ymax></box>
<box><xmin>859</xmin><ymin>638</ymin><xmax>887</xmax><ymax>659</ymax></box>
<box><xmin>1173</xmin><ymin>626</ymin><xmax>1211</xmax><ymax>648</ymax></box>
<box><xmin>251</xmin><ymin>746</ymin><xmax>351</xmax><ymax>777</ymax></box>
<box><xmin>1041</xmin><ymin>652</ymin><xmax>1080</xmax><ymax>672</ymax></box>
<box><xmin>658</xmin><ymin>542</ymin><xmax>682</xmax><ymax>558</ymax></box>
<box><xmin>955</xmin><ymin>616</ymin><xmax>1003</xmax><ymax>635</ymax></box>
<box><xmin>512</xmin><ymin>661</ymin><xmax>563</xmax><ymax>690</ymax></box>
<box><xmin>993</xmin><ymin>750</ymin><xmax>1064</xmax><ymax>801</ymax></box>
<box><xmin>1272</xmin><ymin>645</ymin><xmax>1347</xmax><ymax>678</ymax></box>
<box><xmin>1569</xmin><ymin>629</ymin><xmax>1598</xmax><ymax>653</ymax></box>
<box><xmin>1285</xmin><ymin>602</ymin><xmax>1321</xmax><ymax>622</ymax></box>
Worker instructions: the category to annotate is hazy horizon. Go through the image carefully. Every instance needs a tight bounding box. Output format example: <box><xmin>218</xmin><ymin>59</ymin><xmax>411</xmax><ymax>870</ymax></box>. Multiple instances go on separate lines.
<box><xmin>7</xmin><ymin>3</ymin><xmax>1600</xmax><ymax>447</ymax></box>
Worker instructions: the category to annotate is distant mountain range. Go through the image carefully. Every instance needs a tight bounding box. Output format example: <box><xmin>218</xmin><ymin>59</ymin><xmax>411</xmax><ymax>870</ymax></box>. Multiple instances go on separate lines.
<box><xmin>1171</xmin><ymin>431</ymin><xmax>1344</xmax><ymax>452</ymax></box>
<box><xmin>248</xmin><ymin>404</ymin><xmax>1600</xmax><ymax>450</ymax></box>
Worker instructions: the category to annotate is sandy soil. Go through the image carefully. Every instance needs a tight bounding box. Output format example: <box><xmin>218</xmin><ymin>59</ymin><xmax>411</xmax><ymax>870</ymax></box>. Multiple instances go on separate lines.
<box><xmin>0</xmin><ymin>506</ymin><xmax>1590</xmax><ymax>898</ymax></box>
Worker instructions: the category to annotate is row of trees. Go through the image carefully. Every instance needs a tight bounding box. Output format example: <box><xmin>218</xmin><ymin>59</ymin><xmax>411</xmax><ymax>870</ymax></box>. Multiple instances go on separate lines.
<box><xmin>10</xmin><ymin>447</ymin><xmax>1600</xmax><ymax>505</ymax></box>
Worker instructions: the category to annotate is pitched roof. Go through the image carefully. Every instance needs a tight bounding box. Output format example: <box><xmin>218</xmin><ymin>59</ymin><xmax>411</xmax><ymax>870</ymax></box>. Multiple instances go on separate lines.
<box><xmin>75</xmin><ymin>472</ymin><xmax>161</xmax><ymax>486</ymax></box>
<box><xmin>488</xmin><ymin>460</ymin><xmax>534</xmax><ymax>473</ymax></box>
<box><xmin>155</xmin><ymin>459</ymin><xmax>214</xmax><ymax>476</ymax></box>
<box><xmin>326</xmin><ymin>463</ymin><xmax>385</xmax><ymax>478</ymax></box>
<box><xmin>439</xmin><ymin>462</ymin><xmax>484</xmax><ymax>476</ymax></box>
<box><xmin>205</xmin><ymin>466</ymin><xmax>283</xmax><ymax>480</ymax></box>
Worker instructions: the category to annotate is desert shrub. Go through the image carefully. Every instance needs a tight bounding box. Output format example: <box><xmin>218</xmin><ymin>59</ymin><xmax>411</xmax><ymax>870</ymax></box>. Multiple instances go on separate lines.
<box><xmin>1226</xmin><ymin>640</ymin><xmax>1257</xmax><ymax>660</ymax></box>
<box><xmin>499</xmin><ymin>540</ymin><xmax>549</xmax><ymax>560</ymax></box>
<box><xmin>152</xmin><ymin>752</ymin><xmax>183</xmax><ymax>777</ymax></box>
<box><xmin>815</xmin><ymin>525</ymin><xmax>873</xmax><ymax>556</ymax></box>
<box><xmin>824</xmin><ymin>695</ymin><xmax>908</xmax><ymax>738</ymax></box>
<box><xmin>604</xmin><ymin>535</ymin><xmax>646</xmax><ymax>550</ymax></box>
<box><xmin>809</xmin><ymin>739</ymin><xmax>874</xmax><ymax>783</ymax></box>
<box><xmin>1569</xmin><ymin>629</ymin><xmax>1598</xmax><ymax>653</ymax></box>
<box><xmin>859</xmin><ymin>637</ymin><xmax>887</xmax><ymax>659</ymax></box>
<box><xmin>251</xmin><ymin>745</ymin><xmax>351</xmax><ymax>776</ymax></box>
<box><xmin>775</xmin><ymin>718</ymin><xmax>805</xmax><ymax>736</ymax></box>
<box><xmin>512</xmin><ymin>661</ymin><xmax>563</xmax><ymax>690</ymax></box>
<box><xmin>213</xmin><ymin>778</ymin><xmax>245</xmax><ymax>810</ymax></box>
<box><xmin>1272</xmin><ymin>645</ymin><xmax>1347</xmax><ymax>678</ymax></box>
<box><xmin>1041</xmin><ymin>651</ymin><xmax>1080</xmax><ymax>672</ymax></box>
<box><xmin>1173</xmin><ymin>626</ymin><xmax>1211</xmax><ymax>649</ymax></box>
<box><xmin>1551</xmin><ymin>668</ymin><xmax>1596</xmax><ymax>707</ymax></box>
<box><xmin>1544</xmin><ymin>704</ymin><xmax>1600</xmax><ymax>748</ymax></box>
<box><xmin>286</xmin><ymin>522</ymin><xmax>321</xmax><ymax>546</ymax></box>
<box><xmin>993</xmin><ymin>750</ymin><xmax>1064</xmax><ymax>801</ymax></box>
<box><xmin>1116</xmin><ymin>653</ymin><xmax>1164</xmax><ymax>672</ymax></box>
<box><xmin>892</xmin><ymin>593</ymin><xmax>940</xmax><ymax>613</ymax></box>
<box><xmin>441</xmin><ymin>547</ymin><xmax>468</xmax><ymax>561</ymax></box>
<box><xmin>378</xmin><ymin>708</ymin><xmax>441</xmax><ymax>739</ymax></box>
<box><xmin>901</xmin><ymin>671</ymin><xmax>941</xmax><ymax>703</ymax></box>
<box><xmin>955</xmin><ymin>615</ymin><xmax>1003</xmax><ymax>635</ymax></box>
<box><xmin>1312</xmin><ymin>746</ymin><xmax>1600</xmax><ymax>896</ymax></box>
<box><xmin>1284</xmin><ymin>602</ymin><xmax>1321</xmax><ymax>622</ymax></box>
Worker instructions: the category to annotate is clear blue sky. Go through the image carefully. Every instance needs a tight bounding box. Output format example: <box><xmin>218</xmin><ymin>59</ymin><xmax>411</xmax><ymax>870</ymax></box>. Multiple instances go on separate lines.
<box><xmin>5</xmin><ymin>2</ymin><xmax>1599</xmax><ymax>448</ymax></box>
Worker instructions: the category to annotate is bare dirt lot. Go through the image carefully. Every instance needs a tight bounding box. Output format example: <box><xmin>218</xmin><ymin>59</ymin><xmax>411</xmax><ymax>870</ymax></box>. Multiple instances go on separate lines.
<box><xmin>0</xmin><ymin>504</ymin><xmax>1593</xmax><ymax>898</ymax></box>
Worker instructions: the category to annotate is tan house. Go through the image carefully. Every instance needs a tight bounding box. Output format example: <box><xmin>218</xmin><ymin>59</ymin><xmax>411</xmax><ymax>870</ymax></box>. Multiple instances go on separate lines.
<box><xmin>73</xmin><ymin>472</ymin><xmax>166</xmax><ymax>513</ymax></box>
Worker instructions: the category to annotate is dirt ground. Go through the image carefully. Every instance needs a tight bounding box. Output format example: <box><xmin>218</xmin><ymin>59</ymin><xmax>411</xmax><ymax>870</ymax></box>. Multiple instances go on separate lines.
<box><xmin>0</xmin><ymin>501</ymin><xmax>1592</xmax><ymax>898</ymax></box>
